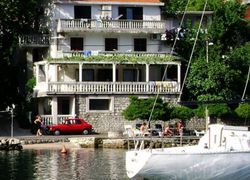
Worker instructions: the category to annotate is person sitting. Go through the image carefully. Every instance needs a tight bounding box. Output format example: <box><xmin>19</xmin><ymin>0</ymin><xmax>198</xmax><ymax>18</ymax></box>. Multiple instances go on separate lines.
<box><xmin>177</xmin><ymin>120</ymin><xmax>184</xmax><ymax>136</ymax></box>
<box><xmin>164</xmin><ymin>125</ymin><xmax>174</xmax><ymax>136</ymax></box>
<box><xmin>140</xmin><ymin>122</ymin><xmax>147</xmax><ymax>136</ymax></box>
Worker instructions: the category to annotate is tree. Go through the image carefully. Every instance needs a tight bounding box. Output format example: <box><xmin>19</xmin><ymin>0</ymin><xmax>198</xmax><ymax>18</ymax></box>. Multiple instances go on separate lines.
<box><xmin>235</xmin><ymin>103</ymin><xmax>250</xmax><ymax>123</ymax></box>
<box><xmin>170</xmin><ymin>105</ymin><xmax>193</xmax><ymax>122</ymax></box>
<box><xmin>168</xmin><ymin>0</ymin><xmax>250</xmax><ymax>102</ymax></box>
<box><xmin>122</xmin><ymin>96</ymin><xmax>170</xmax><ymax>121</ymax></box>
<box><xmin>0</xmin><ymin>1</ymin><xmax>48</xmax><ymax>128</ymax></box>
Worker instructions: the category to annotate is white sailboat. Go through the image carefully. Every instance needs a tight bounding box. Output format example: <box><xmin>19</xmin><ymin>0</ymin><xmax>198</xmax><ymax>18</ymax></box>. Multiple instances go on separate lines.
<box><xmin>125</xmin><ymin>0</ymin><xmax>250</xmax><ymax>178</ymax></box>
<box><xmin>126</xmin><ymin>124</ymin><xmax>250</xmax><ymax>179</ymax></box>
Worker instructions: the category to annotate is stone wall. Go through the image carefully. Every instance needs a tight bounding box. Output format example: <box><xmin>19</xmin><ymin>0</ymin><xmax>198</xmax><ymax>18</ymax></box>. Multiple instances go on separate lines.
<box><xmin>75</xmin><ymin>94</ymin><xmax>179</xmax><ymax>133</ymax></box>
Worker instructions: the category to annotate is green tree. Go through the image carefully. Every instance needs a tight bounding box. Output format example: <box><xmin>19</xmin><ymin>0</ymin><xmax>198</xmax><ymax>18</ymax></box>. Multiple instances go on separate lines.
<box><xmin>122</xmin><ymin>96</ymin><xmax>170</xmax><ymax>121</ymax></box>
<box><xmin>170</xmin><ymin>105</ymin><xmax>194</xmax><ymax>122</ymax></box>
<box><xmin>0</xmin><ymin>1</ymin><xmax>47</xmax><ymax>127</ymax></box>
<box><xmin>178</xmin><ymin>0</ymin><xmax>250</xmax><ymax>101</ymax></box>
<box><xmin>235</xmin><ymin>103</ymin><xmax>250</xmax><ymax>121</ymax></box>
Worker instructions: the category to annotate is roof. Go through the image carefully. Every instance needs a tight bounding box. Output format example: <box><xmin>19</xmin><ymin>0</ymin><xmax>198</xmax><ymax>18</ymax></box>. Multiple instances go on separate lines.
<box><xmin>56</xmin><ymin>0</ymin><xmax>164</xmax><ymax>5</ymax></box>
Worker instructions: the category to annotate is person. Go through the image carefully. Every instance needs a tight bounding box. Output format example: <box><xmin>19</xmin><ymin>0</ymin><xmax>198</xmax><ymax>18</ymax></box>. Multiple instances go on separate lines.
<box><xmin>34</xmin><ymin>115</ymin><xmax>43</xmax><ymax>136</ymax></box>
<box><xmin>140</xmin><ymin>122</ymin><xmax>147</xmax><ymax>136</ymax></box>
<box><xmin>164</xmin><ymin>125</ymin><xmax>174</xmax><ymax>136</ymax></box>
<box><xmin>177</xmin><ymin>120</ymin><xmax>184</xmax><ymax>136</ymax></box>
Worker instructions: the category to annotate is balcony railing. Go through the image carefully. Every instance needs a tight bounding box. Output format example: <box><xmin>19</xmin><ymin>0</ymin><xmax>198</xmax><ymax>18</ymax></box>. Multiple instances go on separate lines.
<box><xmin>58</xmin><ymin>19</ymin><xmax>166</xmax><ymax>33</ymax></box>
<box><xmin>47</xmin><ymin>81</ymin><xmax>180</xmax><ymax>94</ymax></box>
<box><xmin>19</xmin><ymin>35</ymin><xmax>50</xmax><ymax>47</ymax></box>
<box><xmin>61</xmin><ymin>50</ymin><xmax>170</xmax><ymax>58</ymax></box>
<box><xmin>42</xmin><ymin>115</ymin><xmax>72</xmax><ymax>125</ymax></box>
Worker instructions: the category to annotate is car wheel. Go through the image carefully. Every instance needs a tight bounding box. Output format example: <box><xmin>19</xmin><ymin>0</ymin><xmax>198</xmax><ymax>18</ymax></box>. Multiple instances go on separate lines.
<box><xmin>82</xmin><ymin>129</ymin><xmax>89</xmax><ymax>135</ymax></box>
<box><xmin>54</xmin><ymin>130</ymin><xmax>60</xmax><ymax>135</ymax></box>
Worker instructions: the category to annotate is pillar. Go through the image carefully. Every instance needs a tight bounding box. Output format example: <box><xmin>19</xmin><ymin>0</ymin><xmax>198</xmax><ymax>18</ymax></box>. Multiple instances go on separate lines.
<box><xmin>177</xmin><ymin>64</ymin><xmax>181</xmax><ymax>91</ymax></box>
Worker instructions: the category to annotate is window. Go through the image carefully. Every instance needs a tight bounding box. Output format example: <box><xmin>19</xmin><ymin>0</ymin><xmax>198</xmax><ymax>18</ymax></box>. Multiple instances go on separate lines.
<box><xmin>134</xmin><ymin>38</ymin><xmax>147</xmax><ymax>51</ymax></box>
<box><xmin>87</xmin><ymin>97</ymin><xmax>113</xmax><ymax>112</ymax></box>
<box><xmin>105</xmin><ymin>38</ymin><xmax>118</xmax><ymax>51</ymax></box>
<box><xmin>71</xmin><ymin>38</ymin><xmax>83</xmax><ymax>51</ymax></box>
<box><xmin>41</xmin><ymin>98</ymin><xmax>52</xmax><ymax>115</ymax></box>
<box><xmin>58</xmin><ymin>97</ymin><xmax>70</xmax><ymax>114</ymax></box>
<box><xmin>97</xmin><ymin>69</ymin><xmax>112</xmax><ymax>81</ymax></box>
<box><xmin>118</xmin><ymin>7</ymin><xmax>143</xmax><ymax>20</ymax></box>
<box><xmin>89</xmin><ymin>99</ymin><xmax>110</xmax><ymax>110</ymax></box>
<box><xmin>83</xmin><ymin>69</ymin><xmax>94</xmax><ymax>81</ymax></box>
<box><xmin>75</xmin><ymin>119</ymin><xmax>82</xmax><ymax>124</ymax></box>
<box><xmin>123</xmin><ymin>69</ymin><xmax>141</xmax><ymax>81</ymax></box>
<box><xmin>74</xmin><ymin>6</ymin><xmax>91</xmax><ymax>19</ymax></box>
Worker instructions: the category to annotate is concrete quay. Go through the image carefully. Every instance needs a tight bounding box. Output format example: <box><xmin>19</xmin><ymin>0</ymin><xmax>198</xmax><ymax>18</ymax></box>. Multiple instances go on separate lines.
<box><xmin>1</xmin><ymin>134</ymin><xmax>200</xmax><ymax>149</ymax></box>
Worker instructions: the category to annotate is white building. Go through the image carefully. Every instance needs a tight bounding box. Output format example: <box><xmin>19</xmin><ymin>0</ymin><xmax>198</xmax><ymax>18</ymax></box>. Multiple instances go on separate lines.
<box><xmin>19</xmin><ymin>0</ymin><xmax>183</xmax><ymax>133</ymax></box>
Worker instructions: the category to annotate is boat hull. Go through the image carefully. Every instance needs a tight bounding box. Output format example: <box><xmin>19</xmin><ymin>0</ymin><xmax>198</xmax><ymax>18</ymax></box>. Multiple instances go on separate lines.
<box><xmin>126</xmin><ymin>147</ymin><xmax>250</xmax><ymax>179</ymax></box>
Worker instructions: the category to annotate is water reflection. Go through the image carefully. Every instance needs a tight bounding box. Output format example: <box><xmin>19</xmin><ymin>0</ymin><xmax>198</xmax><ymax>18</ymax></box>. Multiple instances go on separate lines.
<box><xmin>0</xmin><ymin>148</ymin><xmax>130</xmax><ymax>180</ymax></box>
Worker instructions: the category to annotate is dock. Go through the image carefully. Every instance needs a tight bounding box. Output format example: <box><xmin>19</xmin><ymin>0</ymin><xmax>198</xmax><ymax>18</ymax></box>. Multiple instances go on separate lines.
<box><xmin>2</xmin><ymin>135</ymin><xmax>201</xmax><ymax>149</ymax></box>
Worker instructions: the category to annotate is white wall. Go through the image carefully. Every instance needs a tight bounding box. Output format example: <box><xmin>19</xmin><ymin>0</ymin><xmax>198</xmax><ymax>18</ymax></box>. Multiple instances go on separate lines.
<box><xmin>57</xmin><ymin>33</ymin><xmax>162</xmax><ymax>53</ymax></box>
<box><xmin>143</xmin><ymin>6</ymin><xmax>161</xmax><ymax>20</ymax></box>
<box><xmin>55</xmin><ymin>4</ymin><xmax>162</xmax><ymax>20</ymax></box>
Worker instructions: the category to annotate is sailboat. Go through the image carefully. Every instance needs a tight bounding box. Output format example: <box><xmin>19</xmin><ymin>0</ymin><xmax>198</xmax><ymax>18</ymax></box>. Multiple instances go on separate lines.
<box><xmin>126</xmin><ymin>0</ymin><xmax>250</xmax><ymax>179</ymax></box>
<box><xmin>126</xmin><ymin>124</ymin><xmax>250</xmax><ymax>179</ymax></box>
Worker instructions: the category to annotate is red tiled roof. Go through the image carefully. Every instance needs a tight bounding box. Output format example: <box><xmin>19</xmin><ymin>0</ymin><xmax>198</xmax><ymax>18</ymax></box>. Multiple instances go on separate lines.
<box><xmin>59</xmin><ymin>0</ymin><xmax>162</xmax><ymax>3</ymax></box>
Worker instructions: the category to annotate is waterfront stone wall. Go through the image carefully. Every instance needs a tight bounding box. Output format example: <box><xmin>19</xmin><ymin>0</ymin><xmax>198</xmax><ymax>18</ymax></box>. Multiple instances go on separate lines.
<box><xmin>75</xmin><ymin>94</ymin><xmax>179</xmax><ymax>133</ymax></box>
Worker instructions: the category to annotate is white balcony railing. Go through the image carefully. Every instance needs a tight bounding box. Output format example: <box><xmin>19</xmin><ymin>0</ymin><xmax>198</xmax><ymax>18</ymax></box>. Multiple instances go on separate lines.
<box><xmin>58</xmin><ymin>19</ymin><xmax>166</xmax><ymax>33</ymax></box>
<box><xmin>61</xmin><ymin>50</ymin><xmax>170</xmax><ymax>58</ymax></box>
<box><xmin>19</xmin><ymin>35</ymin><xmax>50</xmax><ymax>47</ymax></box>
<box><xmin>47</xmin><ymin>81</ymin><xmax>180</xmax><ymax>94</ymax></box>
<box><xmin>42</xmin><ymin>115</ymin><xmax>73</xmax><ymax>125</ymax></box>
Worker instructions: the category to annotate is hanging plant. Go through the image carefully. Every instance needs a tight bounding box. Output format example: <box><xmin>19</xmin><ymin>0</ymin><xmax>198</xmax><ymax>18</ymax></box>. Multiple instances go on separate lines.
<box><xmin>48</xmin><ymin>54</ymin><xmax>180</xmax><ymax>63</ymax></box>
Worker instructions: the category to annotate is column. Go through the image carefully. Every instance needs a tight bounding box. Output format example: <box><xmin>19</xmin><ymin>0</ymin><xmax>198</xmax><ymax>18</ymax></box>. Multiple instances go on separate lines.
<box><xmin>45</xmin><ymin>63</ymin><xmax>49</xmax><ymax>91</ymax></box>
<box><xmin>51</xmin><ymin>97</ymin><xmax>58</xmax><ymax>124</ymax></box>
<box><xmin>36</xmin><ymin>64</ymin><xmax>39</xmax><ymax>84</ymax></box>
<box><xmin>79</xmin><ymin>63</ymin><xmax>83</xmax><ymax>82</ymax></box>
<box><xmin>112</xmin><ymin>63</ymin><xmax>116</xmax><ymax>92</ymax></box>
<box><xmin>112</xmin><ymin>63</ymin><xmax>116</xmax><ymax>82</ymax></box>
<box><xmin>146</xmin><ymin>64</ymin><xmax>150</xmax><ymax>91</ymax></box>
<box><xmin>177</xmin><ymin>64</ymin><xmax>181</xmax><ymax>91</ymax></box>
<box><xmin>146</xmin><ymin>64</ymin><xmax>150</xmax><ymax>82</ymax></box>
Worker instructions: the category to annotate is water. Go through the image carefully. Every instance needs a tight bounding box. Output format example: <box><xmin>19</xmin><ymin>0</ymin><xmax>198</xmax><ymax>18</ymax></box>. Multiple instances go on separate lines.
<box><xmin>0</xmin><ymin>148</ymin><xmax>130</xmax><ymax>180</ymax></box>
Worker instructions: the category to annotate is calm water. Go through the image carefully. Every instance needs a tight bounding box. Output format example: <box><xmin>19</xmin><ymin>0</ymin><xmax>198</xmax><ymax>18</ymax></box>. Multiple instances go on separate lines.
<box><xmin>0</xmin><ymin>148</ymin><xmax>132</xmax><ymax>180</ymax></box>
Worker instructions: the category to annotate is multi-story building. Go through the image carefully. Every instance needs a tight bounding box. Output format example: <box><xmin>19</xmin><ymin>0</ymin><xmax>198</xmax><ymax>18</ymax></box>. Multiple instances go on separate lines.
<box><xmin>19</xmin><ymin>0</ymin><xmax>182</xmax><ymax>133</ymax></box>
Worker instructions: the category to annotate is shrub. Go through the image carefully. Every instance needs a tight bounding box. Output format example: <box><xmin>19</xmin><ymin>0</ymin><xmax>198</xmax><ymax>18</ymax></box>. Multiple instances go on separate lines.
<box><xmin>207</xmin><ymin>104</ymin><xmax>232</xmax><ymax>118</ymax></box>
<box><xmin>194</xmin><ymin>104</ymin><xmax>231</xmax><ymax>118</ymax></box>
<box><xmin>122</xmin><ymin>96</ymin><xmax>170</xmax><ymax>121</ymax></box>
<box><xmin>170</xmin><ymin>105</ymin><xmax>194</xmax><ymax>121</ymax></box>
<box><xmin>235</xmin><ymin>103</ymin><xmax>250</xmax><ymax>120</ymax></box>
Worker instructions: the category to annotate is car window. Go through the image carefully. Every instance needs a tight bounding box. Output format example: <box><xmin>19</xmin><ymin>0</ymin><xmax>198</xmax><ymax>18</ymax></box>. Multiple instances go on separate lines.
<box><xmin>75</xmin><ymin>120</ymin><xmax>82</xmax><ymax>124</ymax></box>
<box><xmin>65</xmin><ymin>120</ymin><xmax>71</xmax><ymax>124</ymax></box>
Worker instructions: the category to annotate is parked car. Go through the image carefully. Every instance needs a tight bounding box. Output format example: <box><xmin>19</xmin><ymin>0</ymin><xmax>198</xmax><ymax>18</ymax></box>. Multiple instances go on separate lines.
<box><xmin>45</xmin><ymin>118</ymin><xmax>93</xmax><ymax>135</ymax></box>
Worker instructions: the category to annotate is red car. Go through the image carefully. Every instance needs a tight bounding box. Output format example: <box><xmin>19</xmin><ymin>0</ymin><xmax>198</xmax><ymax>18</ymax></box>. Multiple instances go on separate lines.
<box><xmin>46</xmin><ymin>118</ymin><xmax>93</xmax><ymax>135</ymax></box>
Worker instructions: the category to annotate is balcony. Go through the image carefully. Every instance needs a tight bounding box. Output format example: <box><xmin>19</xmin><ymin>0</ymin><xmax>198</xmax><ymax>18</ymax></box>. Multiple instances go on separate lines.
<box><xmin>57</xmin><ymin>19</ymin><xmax>166</xmax><ymax>34</ymax></box>
<box><xmin>19</xmin><ymin>35</ymin><xmax>50</xmax><ymax>47</ymax></box>
<box><xmin>47</xmin><ymin>81</ymin><xmax>180</xmax><ymax>95</ymax></box>
<box><xmin>61</xmin><ymin>50</ymin><xmax>171</xmax><ymax>58</ymax></box>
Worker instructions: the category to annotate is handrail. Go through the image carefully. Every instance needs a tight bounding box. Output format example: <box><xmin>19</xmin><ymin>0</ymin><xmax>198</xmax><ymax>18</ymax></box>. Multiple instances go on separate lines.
<box><xmin>58</xmin><ymin>19</ymin><xmax>166</xmax><ymax>32</ymax></box>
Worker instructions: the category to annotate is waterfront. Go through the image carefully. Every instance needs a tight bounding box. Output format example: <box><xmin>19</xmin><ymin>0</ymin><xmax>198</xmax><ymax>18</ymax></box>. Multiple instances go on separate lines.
<box><xmin>0</xmin><ymin>148</ymin><xmax>131</xmax><ymax>180</ymax></box>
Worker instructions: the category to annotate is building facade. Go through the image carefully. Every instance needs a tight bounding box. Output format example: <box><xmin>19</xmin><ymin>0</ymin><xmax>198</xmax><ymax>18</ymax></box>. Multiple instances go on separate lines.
<box><xmin>19</xmin><ymin>0</ymin><xmax>183</xmax><ymax>133</ymax></box>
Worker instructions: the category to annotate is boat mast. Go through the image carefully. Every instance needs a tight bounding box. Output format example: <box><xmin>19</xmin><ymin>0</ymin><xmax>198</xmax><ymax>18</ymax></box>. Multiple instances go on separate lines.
<box><xmin>147</xmin><ymin>0</ymin><xmax>191</xmax><ymax>128</ymax></box>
